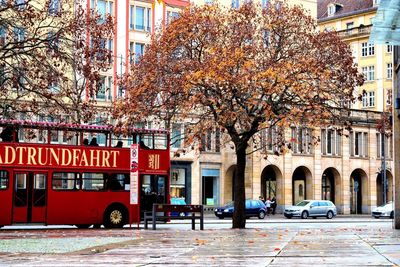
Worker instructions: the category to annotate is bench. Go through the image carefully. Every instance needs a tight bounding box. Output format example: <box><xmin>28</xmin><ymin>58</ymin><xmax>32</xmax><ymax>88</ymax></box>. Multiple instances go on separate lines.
<box><xmin>144</xmin><ymin>204</ymin><xmax>204</xmax><ymax>230</ymax></box>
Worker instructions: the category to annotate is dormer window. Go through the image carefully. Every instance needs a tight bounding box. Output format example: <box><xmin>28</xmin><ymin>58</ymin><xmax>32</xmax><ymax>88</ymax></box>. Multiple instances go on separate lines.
<box><xmin>328</xmin><ymin>4</ymin><xmax>335</xmax><ymax>16</ymax></box>
<box><xmin>327</xmin><ymin>3</ymin><xmax>342</xmax><ymax>17</ymax></box>
<box><xmin>373</xmin><ymin>0</ymin><xmax>380</xmax><ymax>6</ymax></box>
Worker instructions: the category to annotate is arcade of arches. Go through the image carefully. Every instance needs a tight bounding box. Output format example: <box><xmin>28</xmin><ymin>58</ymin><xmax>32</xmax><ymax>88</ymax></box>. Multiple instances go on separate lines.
<box><xmin>223</xmin><ymin>165</ymin><xmax>393</xmax><ymax>214</ymax></box>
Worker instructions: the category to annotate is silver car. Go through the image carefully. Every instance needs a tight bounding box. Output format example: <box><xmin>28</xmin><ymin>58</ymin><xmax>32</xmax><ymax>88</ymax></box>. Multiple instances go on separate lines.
<box><xmin>371</xmin><ymin>202</ymin><xmax>394</xmax><ymax>219</ymax></box>
<box><xmin>284</xmin><ymin>200</ymin><xmax>337</xmax><ymax>219</ymax></box>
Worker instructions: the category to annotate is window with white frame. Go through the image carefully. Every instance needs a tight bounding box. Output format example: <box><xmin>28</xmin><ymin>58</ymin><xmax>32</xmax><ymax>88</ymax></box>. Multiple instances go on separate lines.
<box><xmin>321</xmin><ymin>128</ymin><xmax>341</xmax><ymax>156</ymax></box>
<box><xmin>376</xmin><ymin>132</ymin><xmax>393</xmax><ymax>159</ymax></box>
<box><xmin>47</xmin><ymin>31</ymin><xmax>59</xmax><ymax>53</ymax></box>
<box><xmin>14</xmin><ymin>27</ymin><xmax>25</xmax><ymax>42</ymax></box>
<box><xmin>291</xmin><ymin>127</ymin><xmax>312</xmax><ymax>154</ymax></box>
<box><xmin>171</xmin><ymin>123</ymin><xmax>183</xmax><ymax>149</ymax></box>
<box><xmin>362</xmin><ymin>91</ymin><xmax>375</xmax><ymax>107</ymax></box>
<box><xmin>387</xmin><ymin>45</ymin><xmax>393</xmax><ymax>53</ymax></box>
<box><xmin>117</xmin><ymin>85</ymin><xmax>125</xmax><ymax>98</ymax></box>
<box><xmin>166</xmin><ymin>11</ymin><xmax>179</xmax><ymax>25</ymax></box>
<box><xmin>13</xmin><ymin>68</ymin><xmax>25</xmax><ymax>91</ymax></box>
<box><xmin>386</xmin><ymin>89</ymin><xmax>392</xmax><ymax>105</ymax></box>
<box><xmin>129</xmin><ymin>42</ymin><xmax>144</xmax><ymax>64</ymax></box>
<box><xmin>350</xmin><ymin>131</ymin><xmax>368</xmax><ymax>157</ymax></box>
<box><xmin>346</xmin><ymin>22</ymin><xmax>354</xmax><ymax>30</ymax></box>
<box><xmin>327</xmin><ymin>4</ymin><xmax>335</xmax><ymax>16</ymax></box>
<box><xmin>91</xmin><ymin>0</ymin><xmax>113</xmax><ymax>21</ymax></box>
<box><xmin>387</xmin><ymin>63</ymin><xmax>393</xmax><ymax>79</ymax></box>
<box><xmin>200</xmin><ymin>128</ymin><xmax>220</xmax><ymax>153</ymax></box>
<box><xmin>48</xmin><ymin>0</ymin><xmax>59</xmax><ymax>15</ymax></box>
<box><xmin>232</xmin><ymin>0</ymin><xmax>239</xmax><ymax>8</ymax></box>
<box><xmin>49</xmin><ymin>81</ymin><xmax>60</xmax><ymax>93</ymax></box>
<box><xmin>362</xmin><ymin>66</ymin><xmax>375</xmax><ymax>81</ymax></box>
<box><xmin>361</xmin><ymin>42</ymin><xmax>374</xmax><ymax>57</ymax></box>
<box><xmin>129</xmin><ymin>5</ymin><xmax>151</xmax><ymax>32</ymax></box>
<box><xmin>373</xmin><ymin>0</ymin><xmax>381</xmax><ymax>6</ymax></box>
<box><xmin>260</xmin><ymin>127</ymin><xmax>279</xmax><ymax>153</ymax></box>
<box><xmin>261</xmin><ymin>0</ymin><xmax>268</xmax><ymax>8</ymax></box>
<box><xmin>96</xmin><ymin>76</ymin><xmax>112</xmax><ymax>101</ymax></box>
<box><xmin>94</xmin><ymin>38</ymin><xmax>113</xmax><ymax>62</ymax></box>
<box><xmin>15</xmin><ymin>0</ymin><xmax>25</xmax><ymax>9</ymax></box>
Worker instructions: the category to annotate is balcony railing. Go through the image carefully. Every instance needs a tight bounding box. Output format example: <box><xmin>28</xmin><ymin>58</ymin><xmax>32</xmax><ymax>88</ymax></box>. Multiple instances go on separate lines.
<box><xmin>336</xmin><ymin>24</ymin><xmax>372</xmax><ymax>39</ymax></box>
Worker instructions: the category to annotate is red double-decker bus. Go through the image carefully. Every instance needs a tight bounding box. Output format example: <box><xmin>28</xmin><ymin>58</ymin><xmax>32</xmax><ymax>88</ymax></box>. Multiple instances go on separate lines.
<box><xmin>0</xmin><ymin>120</ymin><xmax>170</xmax><ymax>228</ymax></box>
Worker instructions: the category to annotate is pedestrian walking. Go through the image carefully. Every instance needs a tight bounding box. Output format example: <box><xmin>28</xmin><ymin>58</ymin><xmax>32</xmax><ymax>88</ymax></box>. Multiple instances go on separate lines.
<box><xmin>271</xmin><ymin>197</ymin><xmax>277</xmax><ymax>215</ymax></box>
<box><xmin>265</xmin><ymin>198</ymin><xmax>271</xmax><ymax>215</ymax></box>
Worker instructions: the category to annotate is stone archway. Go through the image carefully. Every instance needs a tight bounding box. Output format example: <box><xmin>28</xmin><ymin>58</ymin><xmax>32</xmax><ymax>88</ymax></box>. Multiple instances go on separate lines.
<box><xmin>224</xmin><ymin>165</ymin><xmax>236</xmax><ymax>204</ymax></box>
<box><xmin>350</xmin><ymin>169</ymin><xmax>368</xmax><ymax>214</ymax></box>
<box><xmin>322</xmin><ymin>167</ymin><xmax>342</xmax><ymax>213</ymax></box>
<box><xmin>321</xmin><ymin>168</ymin><xmax>341</xmax><ymax>203</ymax></box>
<box><xmin>376</xmin><ymin>170</ymin><xmax>394</xmax><ymax>206</ymax></box>
<box><xmin>260</xmin><ymin>165</ymin><xmax>283</xmax><ymax>206</ymax></box>
<box><xmin>292</xmin><ymin>166</ymin><xmax>313</xmax><ymax>205</ymax></box>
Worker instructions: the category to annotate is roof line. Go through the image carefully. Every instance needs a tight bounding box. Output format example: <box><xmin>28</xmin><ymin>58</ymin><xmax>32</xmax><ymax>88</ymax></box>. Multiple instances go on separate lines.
<box><xmin>318</xmin><ymin>6</ymin><xmax>377</xmax><ymax>22</ymax></box>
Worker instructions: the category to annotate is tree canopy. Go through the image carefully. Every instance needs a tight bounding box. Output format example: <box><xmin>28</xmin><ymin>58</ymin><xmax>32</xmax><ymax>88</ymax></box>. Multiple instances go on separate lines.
<box><xmin>0</xmin><ymin>0</ymin><xmax>114</xmax><ymax>123</ymax></box>
<box><xmin>116</xmin><ymin>0</ymin><xmax>364</xmax><ymax>228</ymax></box>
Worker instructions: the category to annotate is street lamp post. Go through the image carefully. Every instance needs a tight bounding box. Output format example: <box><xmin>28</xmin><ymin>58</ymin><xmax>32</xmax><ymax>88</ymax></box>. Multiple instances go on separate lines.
<box><xmin>381</xmin><ymin>125</ymin><xmax>387</xmax><ymax>205</ymax></box>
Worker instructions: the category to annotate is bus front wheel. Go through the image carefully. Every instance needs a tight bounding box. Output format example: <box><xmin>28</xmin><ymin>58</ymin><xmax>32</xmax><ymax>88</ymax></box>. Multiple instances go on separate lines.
<box><xmin>104</xmin><ymin>205</ymin><xmax>127</xmax><ymax>229</ymax></box>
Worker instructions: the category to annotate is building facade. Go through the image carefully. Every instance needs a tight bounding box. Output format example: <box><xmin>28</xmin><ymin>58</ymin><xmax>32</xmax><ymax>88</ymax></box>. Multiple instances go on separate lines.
<box><xmin>7</xmin><ymin>0</ymin><xmax>390</xmax><ymax>214</ymax></box>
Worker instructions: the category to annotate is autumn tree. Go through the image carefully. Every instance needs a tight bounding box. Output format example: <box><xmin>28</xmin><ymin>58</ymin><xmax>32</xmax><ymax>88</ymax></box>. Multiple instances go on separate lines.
<box><xmin>0</xmin><ymin>0</ymin><xmax>114</xmax><ymax>123</ymax></box>
<box><xmin>116</xmin><ymin>1</ymin><xmax>364</xmax><ymax>228</ymax></box>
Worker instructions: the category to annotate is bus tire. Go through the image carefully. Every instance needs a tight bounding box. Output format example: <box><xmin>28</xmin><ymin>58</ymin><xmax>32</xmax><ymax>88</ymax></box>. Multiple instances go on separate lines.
<box><xmin>104</xmin><ymin>204</ymin><xmax>127</xmax><ymax>229</ymax></box>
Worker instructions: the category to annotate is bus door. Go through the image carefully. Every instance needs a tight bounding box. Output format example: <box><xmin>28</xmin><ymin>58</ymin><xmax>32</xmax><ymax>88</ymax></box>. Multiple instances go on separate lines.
<box><xmin>13</xmin><ymin>171</ymin><xmax>47</xmax><ymax>223</ymax></box>
<box><xmin>140</xmin><ymin>174</ymin><xmax>167</xmax><ymax>218</ymax></box>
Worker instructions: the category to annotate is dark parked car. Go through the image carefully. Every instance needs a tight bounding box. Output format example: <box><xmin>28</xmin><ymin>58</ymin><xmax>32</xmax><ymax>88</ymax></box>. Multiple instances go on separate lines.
<box><xmin>284</xmin><ymin>200</ymin><xmax>337</xmax><ymax>219</ymax></box>
<box><xmin>214</xmin><ymin>199</ymin><xmax>267</xmax><ymax>219</ymax></box>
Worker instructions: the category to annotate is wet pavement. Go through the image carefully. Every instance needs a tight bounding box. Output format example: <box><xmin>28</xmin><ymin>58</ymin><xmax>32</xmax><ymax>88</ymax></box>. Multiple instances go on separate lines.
<box><xmin>0</xmin><ymin>219</ymin><xmax>399</xmax><ymax>266</ymax></box>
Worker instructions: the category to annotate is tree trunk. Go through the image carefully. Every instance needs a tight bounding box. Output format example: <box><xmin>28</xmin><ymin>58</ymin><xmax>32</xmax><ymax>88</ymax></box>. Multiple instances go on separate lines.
<box><xmin>232</xmin><ymin>145</ymin><xmax>247</xmax><ymax>229</ymax></box>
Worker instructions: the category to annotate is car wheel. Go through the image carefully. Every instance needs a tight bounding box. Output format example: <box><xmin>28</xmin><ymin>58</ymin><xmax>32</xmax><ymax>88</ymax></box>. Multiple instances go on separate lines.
<box><xmin>390</xmin><ymin>211</ymin><xmax>394</xmax><ymax>219</ymax></box>
<box><xmin>104</xmin><ymin>206</ymin><xmax>127</xmax><ymax>229</ymax></box>
<box><xmin>258</xmin><ymin>211</ymin><xmax>266</xmax><ymax>219</ymax></box>
<box><xmin>301</xmin><ymin>211</ymin><xmax>308</xmax><ymax>219</ymax></box>
<box><xmin>179</xmin><ymin>212</ymin><xmax>186</xmax><ymax>217</ymax></box>
<box><xmin>75</xmin><ymin>224</ymin><xmax>92</xmax><ymax>229</ymax></box>
<box><xmin>326</xmin><ymin>211</ymin><xmax>334</xmax><ymax>219</ymax></box>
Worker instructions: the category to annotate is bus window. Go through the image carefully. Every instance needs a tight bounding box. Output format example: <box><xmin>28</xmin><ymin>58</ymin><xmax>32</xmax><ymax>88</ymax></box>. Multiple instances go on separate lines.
<box><xmin>33</xmin><ymin>174</ymin><xmax>46</xmax><ymax>207</ymax></box>
<box><xmin>154</xmin><ymin>134</ymin><xmax>168</xmax><ymax>150</ymax></box>
<box><xmin>15</xmin><ymin>173</ymin><xmax>27</xmax><ymax>207</ymax></box>
<box><xmin>50</xmin><ymin>131</ymin><xmax>59</xmax><ymax>144</ymax></box>
<box><xmin>141</xmin><ymin>134</ymin><xmax>153</xmax><ymax>149</ymax></box>
<box><xmin>82</xmin><ymin>173</ymin><xmax>105</xmax><ymax>191</ymax></box>
<box><xmin>52</xmin><ymin>172</ymin><xmax>79</xmax><ymax>190</ymax></box>
<box><xmin>96</xmin><ymin>133</ymin><xmax>107</xmax><ymax>146</ymax></box>
<box><xmin>107</xmin><ymin>173</ymin><xmax>128</xmax><ymax>191</ymax></box>
<box><xmin>62</xmin><ymin>131</ymin><xmax>78</xmax><ymax>145</ymax></box>
<box><xmin>0</xmin><ymin>170</ymin><xmax>8</xmax><ymax>189</ymax></box>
